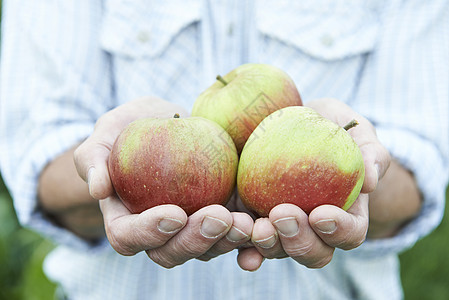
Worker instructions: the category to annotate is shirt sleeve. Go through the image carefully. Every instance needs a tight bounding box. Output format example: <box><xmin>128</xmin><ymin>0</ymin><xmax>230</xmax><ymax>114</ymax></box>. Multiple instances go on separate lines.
<box><xmin>0</xmin><ymin>0</ymin><xmax>113</xmax><ymax>251</ymax></box>
<box><xmin>350</xmin><ymin>0</ymin><xmax>449</xmax><ymax>257</ymax></box>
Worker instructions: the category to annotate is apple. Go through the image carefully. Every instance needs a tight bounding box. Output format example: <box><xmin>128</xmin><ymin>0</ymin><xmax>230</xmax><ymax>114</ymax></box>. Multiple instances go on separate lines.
<box><xmin>237</xmin><ymin>106</ymin><xmax>365</xmax><ymax>216</ymax></box>
<box><xmin>108</xmin><ymin>114</ymin><xmax>239</xmax><ymax>215</ymax></box>
<box><xmin>191</xmin><ymin>63</ymin><xmax>302</xmax><ymax>153</ymax></box>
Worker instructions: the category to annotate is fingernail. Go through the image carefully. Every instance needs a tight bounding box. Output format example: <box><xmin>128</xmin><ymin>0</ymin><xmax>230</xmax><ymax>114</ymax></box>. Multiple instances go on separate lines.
<box><xmin>201</xmin><ymin>216</ymin><xmax>229</xmax><ymax>238</ymax></box>
<box><xmin>226</xmin><ymin>226</ymin><xmax>249</xmax><ymax>243</ymax></box>
<box><xmin>157</xmin><ymin>218</ymin><xmax>184</xmax><ymax>234</ymax></box>
<box><xmin>314</xmin><ymin>219</ymin><xmax>337</xmax><ymax>234</ymax></box>
<box><xmin>87</xmin><ymin>167</ymin><xmax>95</xmax><ymax>196</ymax></box>
<box><xmin>273</xmin><ymin>217</ymin><xmax>299</xmax><ymax>237</ymax></box>
<box><xmin>254</xmin><ymin>235</ymin><xmax>277</xmax><ymax>249</ymax></box>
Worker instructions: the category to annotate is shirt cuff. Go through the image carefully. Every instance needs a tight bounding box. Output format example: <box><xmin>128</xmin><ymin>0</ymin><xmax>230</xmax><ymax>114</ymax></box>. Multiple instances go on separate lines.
<box><xmin>351</xmin><ymin>126</ymin><xmax>448</xmax><ymax>257</ymax></box>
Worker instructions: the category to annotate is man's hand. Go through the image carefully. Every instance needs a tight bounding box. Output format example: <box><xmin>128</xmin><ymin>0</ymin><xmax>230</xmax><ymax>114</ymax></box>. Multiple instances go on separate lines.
<box><xmin>237</xmin><ymin>98</ymin><xmax>391</xmax><ymax>270</ymax></box>
<box><xmin>74</xmin><ymin>96</ymin><xmax>190</xmax><ymax>200</ymax></box>
<box><xmin>100</xmin><ymin>198</ymin><xmax>253</xmax><ymax>268</ymax></box>
<box><xmin>74</xmin><ymin>97</ymin><xmax>253</xmax><ymax>267</ymax></box>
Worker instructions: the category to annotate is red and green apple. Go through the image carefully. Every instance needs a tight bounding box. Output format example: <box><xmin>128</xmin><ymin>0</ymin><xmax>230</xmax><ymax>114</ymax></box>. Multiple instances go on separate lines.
<box><xmin>237</xmin><ymin>106</ymin><xmax>365</xmax><ymax>216</ymax></box>
<box><xmin>191</xmin><ymin>63</ymin><xmax>302</xmax><ymax>153</ymax></box>
<box><xmin>109</xmin><ymin>115</ymin><xmax>239</xmax><ymax>215</ymax></box>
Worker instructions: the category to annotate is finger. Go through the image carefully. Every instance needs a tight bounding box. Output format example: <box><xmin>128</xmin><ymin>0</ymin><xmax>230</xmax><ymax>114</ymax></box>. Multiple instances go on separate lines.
<box><xmin>74</xmin><ymin>105</ymin><xmax>151</xmax><ymax>199</ymax></box>
<box><xmin>237</xmin><ymin>247</ymin><xmax>265</xmax><ymax>271</ymax></box>
<box><xmin>309</xmin><ymin>194</ymin><xmax>369</xmax><ymax>250</ymax></box>
<box><xmin>74</xmin><ymin>138</ymin><xmax>114</xmax><ymax>200</ymax></box>
<box><xmin>251</xmin><ymin>217</ymin><xmax>287</xmax><ymax>259</ymax></box>
<box><xmin>73</xmin><ymin>108</ymin><xmax>135</xmax><ymax>200</ymax></box>
<box><xmin>269</xmin><ymin>204</ymin><xmax>334</xmax><ymax>268</ymax></box>
<box><xmin>355</xmin><ymin>127</ymin><xmax>391</xmax><ymax>193</ymax></box>
<box><xmin>197</xmin><ymin>212</ymin><xmax>253</xmax><ymax>261</ymax></box>
<box><xmin>100</xmin><ymin>198</ymin><xmax>188</xmax><ymax>256</ymax></box>
<box><xmin>340</xmin><ymin>113</ymin><xmax>390</xmax><ymax>194</ymax></box>
<box><xmin>146</xmin><ymin>205</ymin><xmax>232</xmax><ymax>268</ymax></box>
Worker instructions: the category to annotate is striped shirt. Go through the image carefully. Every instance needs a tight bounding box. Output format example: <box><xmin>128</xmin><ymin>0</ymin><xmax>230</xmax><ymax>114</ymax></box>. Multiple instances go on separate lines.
<box><xmin>1</xmin><ymin>0</ymin><xmax>448</xmax><ymax>299</ymax></box>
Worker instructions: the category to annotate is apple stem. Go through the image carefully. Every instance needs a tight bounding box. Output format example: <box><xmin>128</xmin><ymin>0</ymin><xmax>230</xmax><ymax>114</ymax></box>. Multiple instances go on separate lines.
<box><xmin>343</xmin><ymin>119</ymin><xmax>359</xmax><ymax>131</ymax></box>
<box><xmin>173</xmin><ymin>113</ymin><xmax>180</xmax><ymax>118</ymax></box>
<box><xmin>216</xmin><ymin>75</ymin><xmax>228</xmax><ymax>86</ymax></box>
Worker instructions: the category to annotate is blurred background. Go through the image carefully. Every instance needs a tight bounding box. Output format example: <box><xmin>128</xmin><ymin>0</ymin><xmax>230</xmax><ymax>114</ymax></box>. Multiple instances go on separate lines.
<box><xmin>0</xmin><ymin>2</ymin><xmax>448</xmax><ymax>299</ymax></box>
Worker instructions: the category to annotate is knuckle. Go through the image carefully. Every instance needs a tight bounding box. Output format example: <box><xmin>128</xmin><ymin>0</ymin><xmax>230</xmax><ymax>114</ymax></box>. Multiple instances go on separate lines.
<box><xmin>202</xmin><ymin>246</ymin><xmax>222</xmax><ymax>259</ymax></box>
<box><xmin>133</xmin><ymin>218</ymin><xmax>169</xmax><ymax>248</ymax></box>
<box><xmin>175</xmin><ymin>234</ymin><xmax>211</xmax><ymax>256</ymax></box>
<box><xmin>339</xmin><ymin>234</ymin><xmax>366</xmax><ymax>250</ymax></box>
<box><xmin>261</xmin><ymin>252</ymin><xmax>278</xmax><ymax>260</ymax></box>
<box><xmin>353</xmin><ymin>235</ymin><xmax>366</xmax><ymax>248</ymax></box>
<box><xmin>196</xmin><ymin>253</ymin><xmax>215</xmax><ymax>262</ymax></box>
<box><xmin>309</xmin><ymin>256</ymin><xmax>333</xmax><ymax>269</ymax></box>
<box><xmin>205</xmin><ymin>238</ymin><xmax>242</xmax><ymax>258</ymax></box>
<box><xmin>334</xmin><ymin>218</ymin><xmax>367</xmax><ymax>250</ymax></box>
<box><xmin>147</xmin><ymin>250</ymin><xmax>178</xmax><ymax>269</ymax></box>
<box><xmin>107</xmin><ymin>228</ymin><xmax>137</xmax><ymax>256</ymax></box>
<box><xmin>285</xmin><ymin>242</ymin><xmax>314</xmax><ymax>259</ymax></box>
<box><xmin>147</xmin><ymin>237</ymin><xmax>206</xmax><ymax>269</ymax></box>
<box><xmin>95</xmin><ymin>113</ymin><xmax>112</xmax><ymax>129</ymax></box>
<box><xmin>95</xmin><ymin>110</ymin><xmax>124</xmax><ymax>132</ymax></box>
<box><xmin>258</xmin><ymin>247</ymin><xmax>287</xmax><ymax>259</ymax></box>
<box><xmin>305</xmin><ymin>252</ymin><xmax>334</xmax><ymax>269</ymax></box>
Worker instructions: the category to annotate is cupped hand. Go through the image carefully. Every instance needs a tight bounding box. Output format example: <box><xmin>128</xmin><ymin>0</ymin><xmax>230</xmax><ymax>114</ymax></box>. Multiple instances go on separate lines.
<box><xmin>238</xmin><ymin>98</ymin><xmax>391</xmax><ymax>270</ymax></box>
<box><xmin>74</xmin><ymin>97</ymin><xmax>253</xmax><ymax>268</ymax></box>
<box><xmin>101</xmin><ymin>198</ymin><xmax>253</xmax><ymax>268</ymax></box>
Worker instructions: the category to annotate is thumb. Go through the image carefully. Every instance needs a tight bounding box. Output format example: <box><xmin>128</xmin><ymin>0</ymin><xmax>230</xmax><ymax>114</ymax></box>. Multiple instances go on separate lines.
<box><xmin>343</xmin><ymin>116</ymin><xmax>391</xmax><ymax>194</ymax></box>
<box><xmin>358</xmin><ymin>140</ymin><xmax>391</xmax><ymax>194</ymax></box>
<box><xmin>74</xmin><ymin>137</ymin><xmax>115</xmax><ymax>200</ymax></box>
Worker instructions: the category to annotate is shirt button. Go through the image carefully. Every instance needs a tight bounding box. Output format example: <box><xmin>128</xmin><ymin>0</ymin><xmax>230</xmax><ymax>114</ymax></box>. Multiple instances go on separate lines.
<box><xmin>320</xmin><ymin>34</ymin><xmax>334</xmax><ymax>47</ymax></box>
<box><xmin>137</xmin><ymin>30</ymin><xmax>151</xmax><ymax>43</ymax></box>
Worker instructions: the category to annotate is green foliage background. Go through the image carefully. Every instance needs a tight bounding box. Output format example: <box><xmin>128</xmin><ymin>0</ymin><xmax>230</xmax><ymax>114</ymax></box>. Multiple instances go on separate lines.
<box><xmin>0</xmin><ymin>2</ymin><xmax>448</xmax><ymax>299</ymax></box>
<box><xmin>0</xmin><ymin>177</ymin><xmax>57</xmax><ymax>300</ymax></box>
